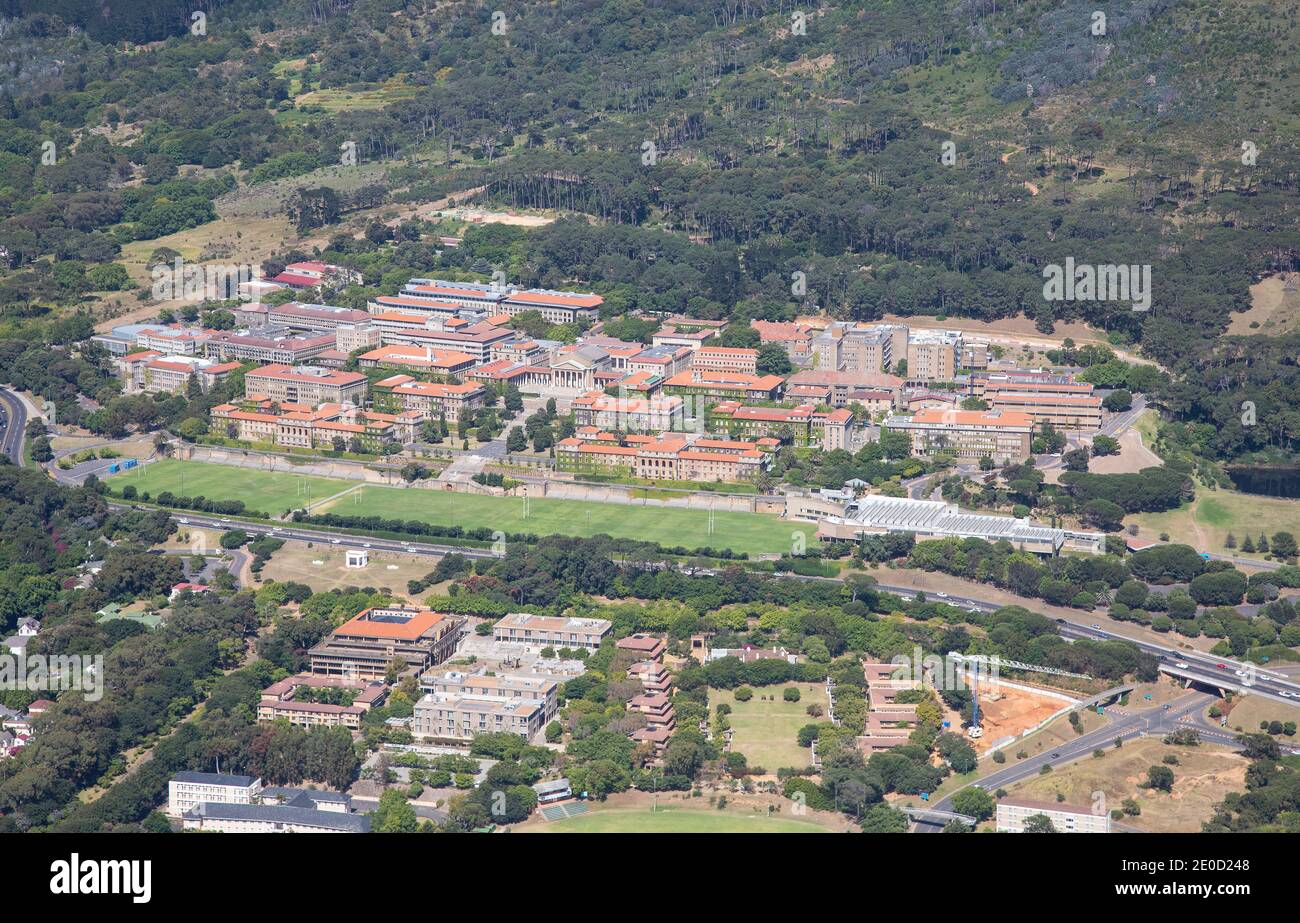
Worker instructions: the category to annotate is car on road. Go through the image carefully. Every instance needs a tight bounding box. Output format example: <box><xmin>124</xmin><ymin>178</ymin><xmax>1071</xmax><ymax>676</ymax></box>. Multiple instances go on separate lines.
<box><xmin>1234</xmin><ymin>669</ymin><xmax>1248</xmax><ymax>677</ymax></box>
<box><xmin>330</xmin><ymin>539</ymin><xmax>341</xmax><ymax>544</ymax></box>
<box><xmin>363</xmin><ymin>543</ymin><xmax>371</xmax><ymax>548</ymax></box>
<box><xmin>178</xmin><ymin>518</ymin><xmax>189</xmax><ymax>524</ymax></box>
<box><xmin>220</xmin><ymin>518</ymin><xmax>230</xmax><ymax>523</ymax></box>
<box><xmin>1050</xmin><ymin>752</ymin><xmax>1060</xmax><ymax>759</ymax></box>
<box><xmin>1216</xmin><ymin>663</ymin><xmax>1228</xmax><ymax>670</ymax></box>
<box><xmin>1162</xmin><ymin>704</ymin><xmax>1171</xmax><ymax>710</ymax></box>
<box><xmin>1091</xmin><ymin>624</ymin><xmax>1101</xmax><ymax>630</ymax></box>
<box><xmin>936</xmin><ymin>592</ymin><xmax>949</xmax><ymax>598</ymax></box>
<box><xmin>1174</xmin><ymin>661</ymin><xmax>1189</xmax><ymax>669</ymax></box>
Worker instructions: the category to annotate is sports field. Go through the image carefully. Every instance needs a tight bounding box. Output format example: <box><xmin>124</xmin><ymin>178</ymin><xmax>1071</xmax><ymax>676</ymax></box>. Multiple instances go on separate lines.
<box><xmin>528</xmin><ymin>808</ymin><xmax>831</xmax><ymax>834</ymax></box>
<box><xmin>321</xmin><ymin>485</ymin><xmax>813</xmax><ymax>556</ymax></box>
<box><xmin>108</xmin><ymin>459</ymin><xmax>351</xmax><ymax>515</ymax></box>
<box><xmin>108</xmin><ymin>460</ymin><xmax>813</xmax><ymax>555</ymax></box>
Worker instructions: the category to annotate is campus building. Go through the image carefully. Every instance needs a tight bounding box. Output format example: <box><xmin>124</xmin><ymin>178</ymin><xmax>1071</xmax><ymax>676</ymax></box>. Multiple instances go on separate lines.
<box><xmin>906</xmin><ymin>329</ymin><xmax>962</xmax><ymax>381</ymax></box>
<box><xmin>884</xmin><ymin>408</ymin><xmax>1034</xmax><ymax>464</ymax></box>
<box><xmin>266</xmin><ymin>302</ymin><xmax>371</xmax><ymax>332</ymax></box>
<box><xmin>787</xmin><ymin>369</ymin><xmax>904</xmax><ymax>407</ymax></box>
<box><xmin>571</xmin><ymin>391</ymin><xmax>685</xmax><ymax>433</ymax></box>
<box><xmin>412</xmin><ymin>692</ymin><xmax>549</xmax><ymax>743</ymax></box>
<box><xmin>419</xmin><ymin>670</ymin><xmax>559</xmax><ymax>718</ymax></box>
<box><xmin>803</xmin><ymin>495</ymin><xmax>1105</xmax><ymax>555</ymax></box>
<box><xmin>555</xmin><ymin>431</ymin><xmax>772</xmax><ymax>482</ymax></box>
<box><xmin>662</xmin><ymin>369</ymin><xmax>785</xmax><ymax>405</ymax></box>
<box><xmin>983</xmin><ymin>381</ymin><xmax>1104</xmax><ymax>430</ymax></box>
<box><xmin>204</xmin><ymin>328</ymin><xmax>339</xmax><ymax>364</ymax></box>
<box><xmin>707</xmin><ymin>400</ymin><xmax>853</xmax><ymax>450</ymax></box>
<box><xmin>309</xmin><ymin>606</ymin><xmax>466</xmax><ymax>680</ymax></box>
<box><xmin>356</xmin><ymin>344</ymin><xmax>478</xmax><ymax>376</ymax></box>
<box><xmin>257</xmin><ymin>674</ymin><xmax>389</xmax><ymax>729</ymax></box>
<box><xmin>245</xmin><ymin>364</ymin><xmax>369</xmax><ymax>406</ymax></box>
<box><xmin>751</xmin><ymin>320</ymin><xmax>816</xmax><ymax>365</ymax></box>
<box><xmin>996</xmin><ymin>798</ymin><xmax>1111</xmax><ymax>833</ymax></box>
<box><xmin>493</xmin><ymin>613</ymin><xmax>612</xmax><ymax>651</ymax></box>
<box><xmin>370</xmin><ymin>374</ymin><xmax>485</xmax><ymax>423</ymax></box>
<box><xmin>115</xmin><ymin>352</ymin><xmax>240</xmax><ymax>395</ymax></box>
<box><xmin>168</xmin><ymin>771</ymin><xmax>262</xmax><ymax>816</ymax></box>
<box><xmin>692</xmin><ymin>346</ymin><xmax>758</xmax><ymax>374</ymax></box>
<box><xmin>182</xmin><ymin>800</ymin><xmax>370</xmax><ymax>833</ymax></box>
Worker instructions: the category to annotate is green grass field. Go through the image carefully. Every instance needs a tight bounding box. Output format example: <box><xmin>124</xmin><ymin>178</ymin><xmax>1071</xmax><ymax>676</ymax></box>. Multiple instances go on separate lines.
<box><xmin>323</xmin><ymin>485</ymin><xmax>812</xmax><ymax>556</ymax></box>
<box><xmin>108</xmin><ymin>460</ymin><xmax>813</xmax><ymax>555</ymax></box>
<box><xmin>709</xmin><ymin>682</ymin><xmax>828</xmax><ymax>772</ymax></box>
<box><xmin>530</xmin><ymin>808</ymin><xmax>830</xmax><ymax>834</ymax></box>
<box><xmin>109</xmin><ymin>459</ymin><xmax>350</xmax><ymax>516</ymax></box>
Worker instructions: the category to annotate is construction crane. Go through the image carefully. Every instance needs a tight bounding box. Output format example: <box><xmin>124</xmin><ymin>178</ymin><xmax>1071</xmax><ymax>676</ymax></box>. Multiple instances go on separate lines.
<box><xmin>946</xmin><ymin>653</ymin><xmax>1094</xmax><ymax>739</ymax></box>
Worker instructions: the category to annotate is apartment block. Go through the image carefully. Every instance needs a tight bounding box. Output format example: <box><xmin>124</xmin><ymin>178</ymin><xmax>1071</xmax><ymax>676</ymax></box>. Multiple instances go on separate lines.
<box><xmin>996</xmin><ymin>798</ymin><xmax>1111</xmax><ymax>833</ymax></box>
<box><xmin>419</xmin><ymin>669</ymin><xmax>559</xmax><ymax>719</ymax></box>
<box><xmin>168</xmin><ymin>771</ymin><xmax>262</xmax><ymax>816</ymax></box>
<box><xmin>257</xmin><ymin>674</ymin><xmax>389</xmax><ymax>729</ymax></box>
<box><xmin>750</xmin><ymin>320</ymin><xmax>816</xmax><ymax>365</ymax></box>
<box><xmin>493</xmin><ymin>613</ymin><xmax>612</xmax><ymax>651</ymax></box>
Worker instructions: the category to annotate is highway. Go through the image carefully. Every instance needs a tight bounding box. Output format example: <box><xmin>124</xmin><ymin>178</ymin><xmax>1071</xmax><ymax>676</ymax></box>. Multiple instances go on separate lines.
<box><xmin>0</xmin><ymin>385</ymin><xmax>29</xmax><ymax>463</ymax></box>
<box><xmin>914</xmin><ymin>690</ymin><xmax>1223</xmax><ymax>832</ymax></box>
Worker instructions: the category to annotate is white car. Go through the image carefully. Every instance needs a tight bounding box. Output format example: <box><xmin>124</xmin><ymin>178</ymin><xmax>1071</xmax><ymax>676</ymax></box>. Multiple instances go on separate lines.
<box><xmin>1174</xmin><ymin>661</ymin><xmax>1189</xmax><ymax>669</ymax></box>
<box><xmin>936</xmin><ymin>592</ymin><xmax>949</xmax><ymax>598</ymax></box>
<box><xmin>220</xmin><ymin>518</ymin><xmax>230</xmax><ymax>523</ymax></box>
<box><xmin>1234</xmin><ymin>670</ymin><xmax>1248</xmax><ymax>677</ymax></box>
<box><xmin>178</xmin><ymin>518</ymin><xmax>189</xmax><ymax>524</ymax></box>
<box><xmin>330</xmin><ymin>539</ymin><xmax>341</xmax><ymax>545</ymax></box>
<box><xmin>363</xmin><ymin>543</ymin><xmax>371</xmax><ymax>548</ymax></box>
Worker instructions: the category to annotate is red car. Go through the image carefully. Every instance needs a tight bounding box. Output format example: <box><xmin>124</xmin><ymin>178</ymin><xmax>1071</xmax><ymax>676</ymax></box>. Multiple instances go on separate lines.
<box><xmin>1216</xmin><ymin>663</ymin><xmax>1228</xmax><ymax>670</ymax></box>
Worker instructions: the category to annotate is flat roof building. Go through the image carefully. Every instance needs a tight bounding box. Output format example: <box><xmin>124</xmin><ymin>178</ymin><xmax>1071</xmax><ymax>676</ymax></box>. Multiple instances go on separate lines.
<box><xmin>309</xmin><ymin>606</ymin><xmax>465</xmax><ymax>680</ymax></box>
<box><xmin>168</xmin><ymin>771</ymin><xmax>261</xmax><ymax>816</ymax></box>
<box><xmin>493</xmin><ymin>613</ymin><xmax>612</xmax><ymax>651</ymax></box>
<box><xmin>245</xmin><ymin>363</ymin><xmax>369</xmax><ymax>406</ymax></box>
<box><xmin>809</xmin><ymin>496</ymin><xmax>1105</xmax><ymax>555</ymax></box>
<box><xmin>996</xmin><ymin>797</ymin><xmax>1111</xmax><ymax>833</ymax></box>
<box><xmin>884</xmin><ymin>408</ymin><xmax>1034</xmax><ymax>464</ymax></box>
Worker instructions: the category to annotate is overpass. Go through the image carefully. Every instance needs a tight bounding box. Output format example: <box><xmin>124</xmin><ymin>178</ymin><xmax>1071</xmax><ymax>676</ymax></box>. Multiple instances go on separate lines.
<box><xmin>902</xmin><ymin>807</ymin><xmax>976</xmax><ymax>826</ymax></box>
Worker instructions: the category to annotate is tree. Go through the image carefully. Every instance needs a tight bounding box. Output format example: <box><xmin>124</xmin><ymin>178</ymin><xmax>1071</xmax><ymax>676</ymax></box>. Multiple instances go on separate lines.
<box><xmin>1143</xmin><ymin>765</ymin><xmax>1174</xmax><ymax>792</ymax></box>
<box><xmin>506</xmin><ymin>427</ymin><xmax>527</xmax><ymax>453</ymax></box>
<box><xmin>177</xmin><ymin>417</ymin><xmax>208</xmax><ymax>440</ymax></box>
<box><xmin>1063</xmin><ymin>447</ymin><xmax>1090</xmax><ymax>472</ymax></box>
<box><xmin>1022</xmin><ymin>813</ymin><xmax>1056</xmax><ymax>833</ymax></box>
<box><xmin>951</xmin><ymin>786</ymin><xmax>995</xmax><ymax>821</ymax></box>
<box><xmin>372</xmin><ymin>788</ymin><xmax>419</xmax><ymax>832</ymax></box>
<box><xmin>1271</xmin><ymin>532</ymin><xmax>1297</xmax><ymax>560</ymax></box>
<box><xmin>1102</xmin><ymin>389</ymin><xmax>1132</xmax><ymax>412</ymax></box>
<box><xmin>1091</xmin><ymin>435</ymin><xmax>1120</xmax><ymax>456</ymax></box>
<box><xmin>755</xmin><ymin>343</ymin><xmax>793</xmax><ymax>376</ymax></box>
<box><xmin>859</xmin><ymin>804</ymin><xmax>908</xmax><ymax>832</ymax></box>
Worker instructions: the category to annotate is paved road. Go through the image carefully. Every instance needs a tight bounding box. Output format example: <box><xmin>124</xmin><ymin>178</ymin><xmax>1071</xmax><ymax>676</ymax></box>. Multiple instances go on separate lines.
<box><xmin>915</xmin><ymin>690</ymin><xmax>1223</xmax><ymax>832</ymax></box>
<box><xmin>0</xmin><ymin>386</ymin><xmax>29</xmax><ymax>463</ymax></box>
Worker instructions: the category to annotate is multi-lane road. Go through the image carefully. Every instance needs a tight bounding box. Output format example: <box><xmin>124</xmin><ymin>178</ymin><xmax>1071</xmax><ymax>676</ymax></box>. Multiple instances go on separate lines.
<box><xmin>0</xmin><ymin>386</ymin><xmax>28</xmax><ymax>463</ymax></box>
<box><xmin>914</xmin><ymin>690</ymin><xmax>1222</xmax><ymax>831</ymax></box>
